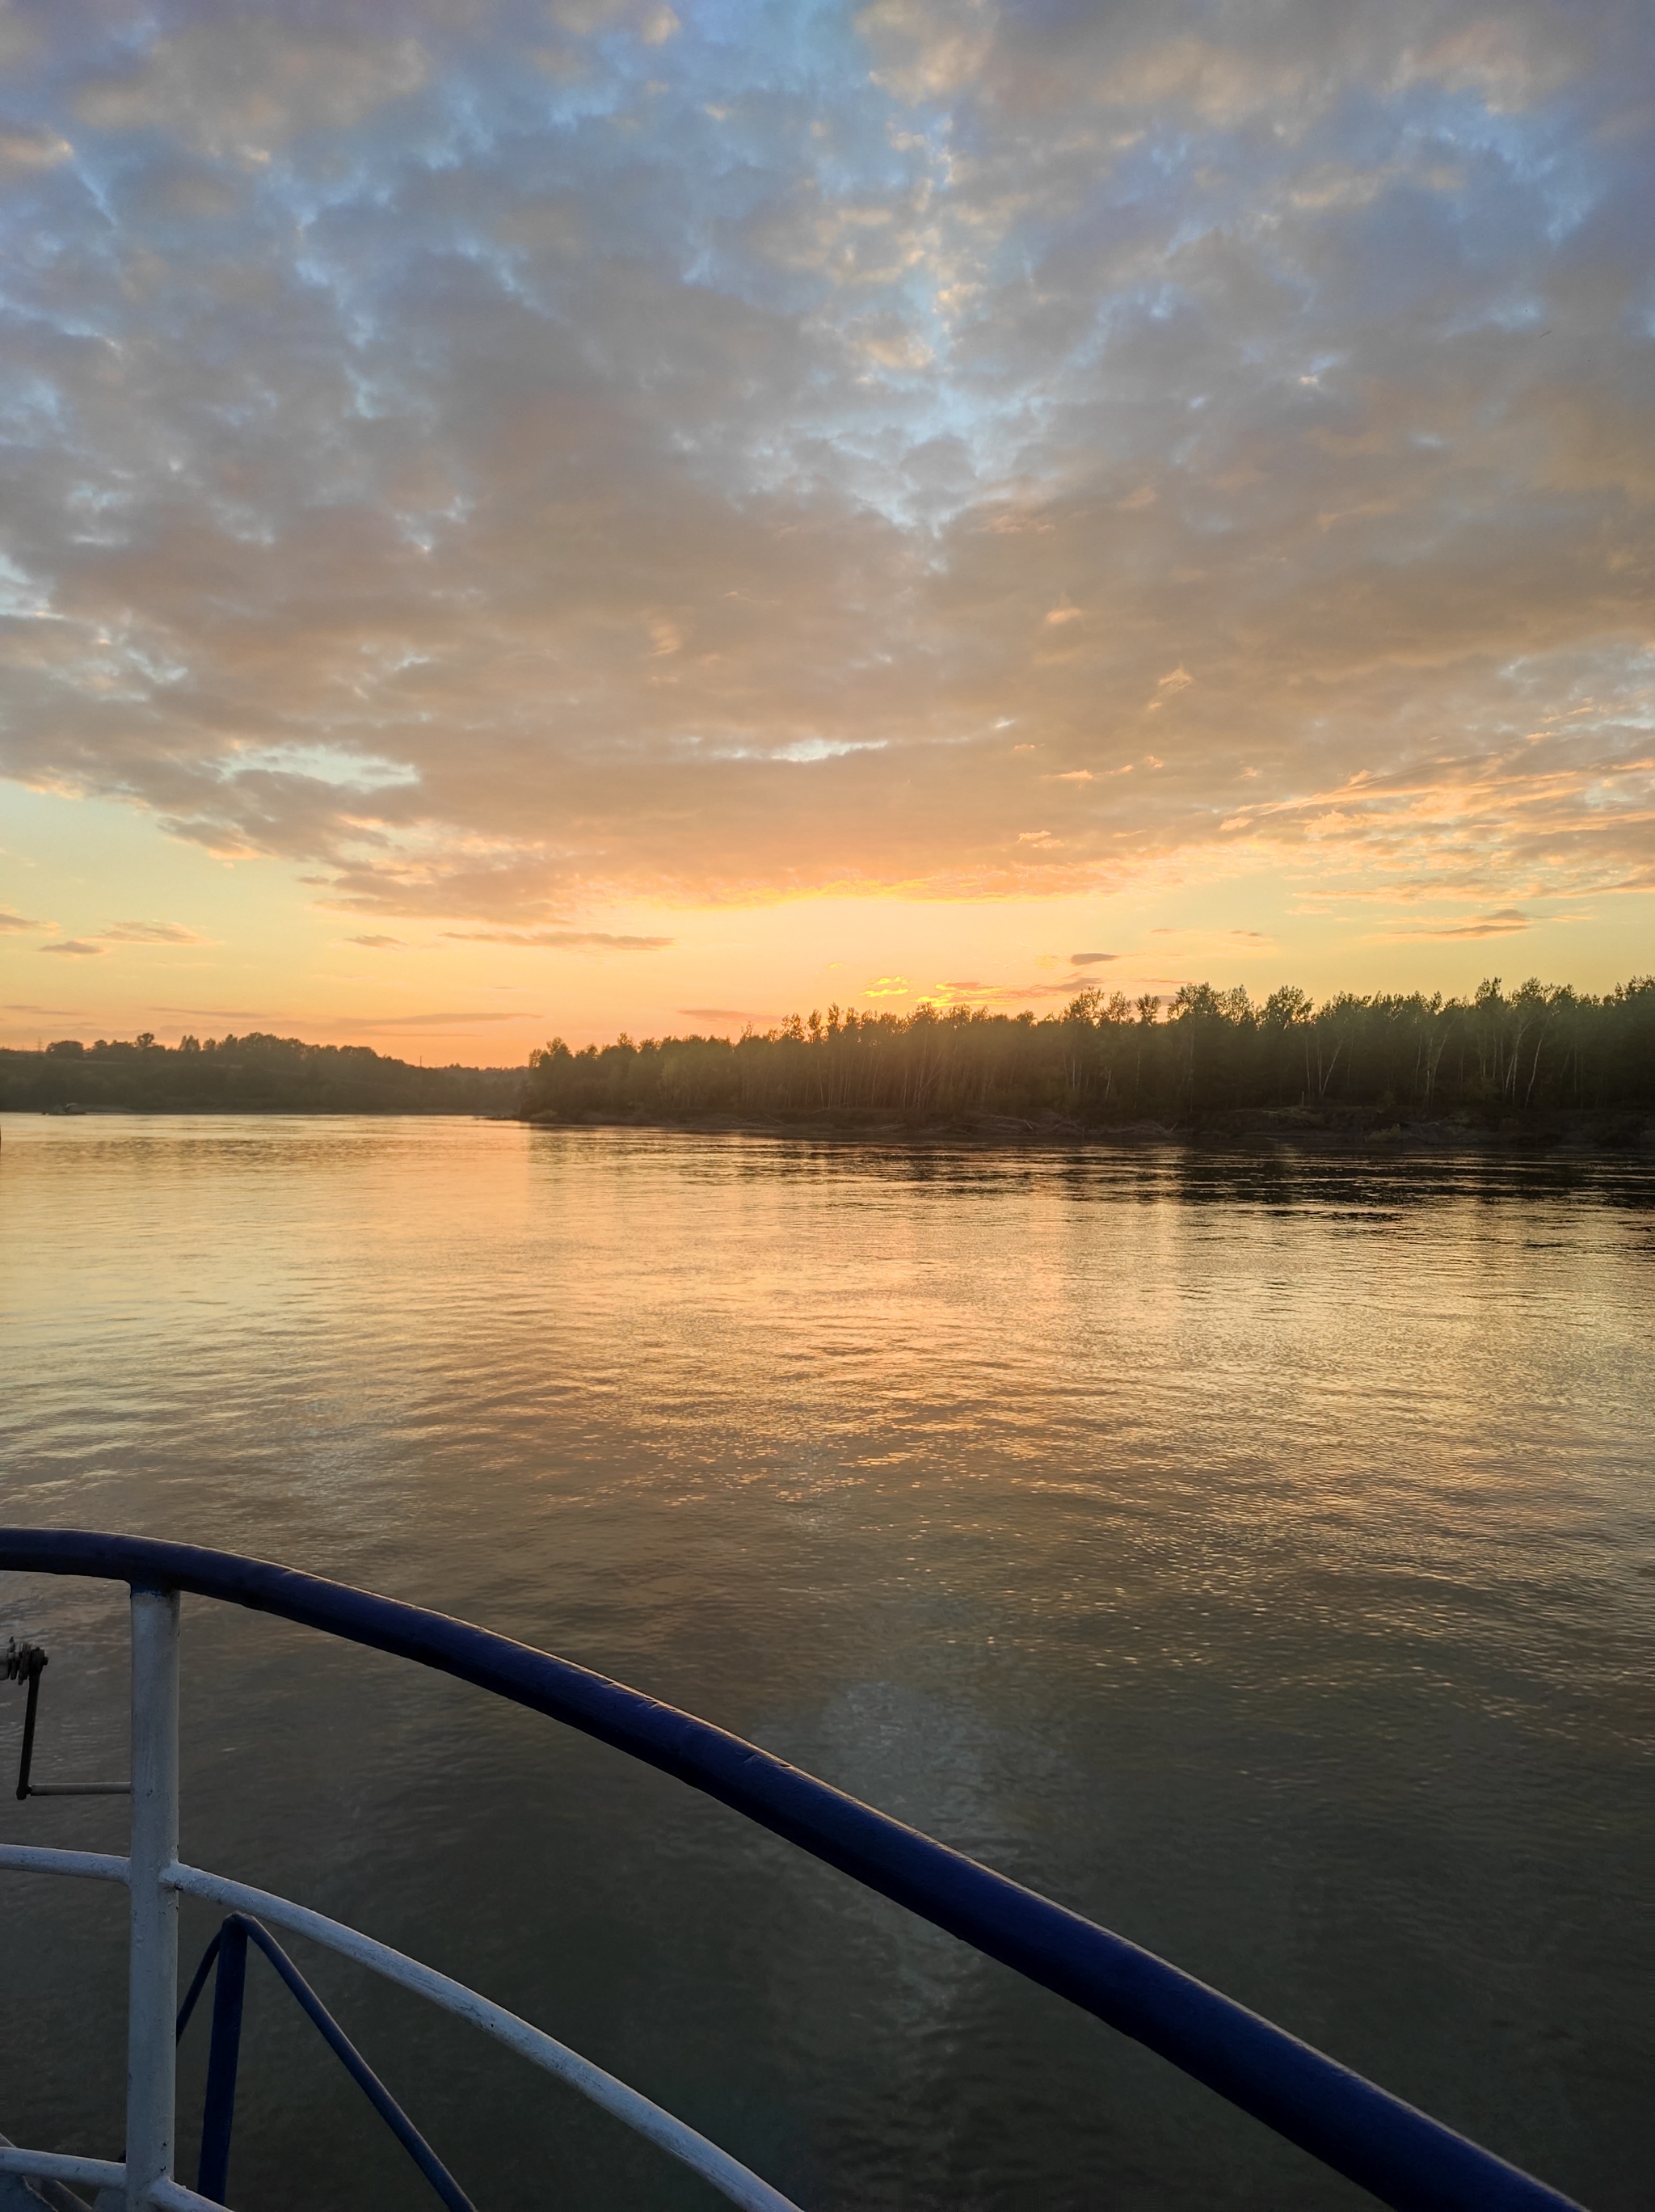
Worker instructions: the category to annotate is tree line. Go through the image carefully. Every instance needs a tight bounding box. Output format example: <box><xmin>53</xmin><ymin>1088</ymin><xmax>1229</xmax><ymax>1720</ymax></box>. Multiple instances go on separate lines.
<box><xmin>0</xmin><ymin>1031</ymin><xmax>523</xmax><ymax>1115</ymax></box>
<box><xmin>524</xmin><ymin>976</ymin><xmax>1655</xmax><ymax>1130</ymax></box>
<box><xmin>6</xmin><ymin>977</ymin><xmax>1650</xmax><ymax>1129</ymax></box>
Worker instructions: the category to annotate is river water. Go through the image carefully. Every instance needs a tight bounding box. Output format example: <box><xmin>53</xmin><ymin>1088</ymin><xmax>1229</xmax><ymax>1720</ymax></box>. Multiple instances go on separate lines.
<box><xmin>0</xmin><ymin>1114</ymin><xmax>1649</xmax><ymax>2211</ymax></box>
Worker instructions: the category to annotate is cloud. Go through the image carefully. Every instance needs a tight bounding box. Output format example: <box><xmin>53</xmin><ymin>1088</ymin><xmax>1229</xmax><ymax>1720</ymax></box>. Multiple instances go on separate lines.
<box><xmin>444</xmin><ymin>930</ymin><xmax>674</xmax><ymax>950</ymax></box>
<box><xmin>1</xmin><ymin>909</ymin><xmax>44</xmax><ymax>933</ymax></box>
<box><xmin>75</xmin><ymin>26</ymin><xmax>428</xmax><ymax>158</ymax></box>
<box><xmin>0</xmin><ymin>2</ymin><xmax>1649</xmax><ymax>933</ymax></box>
<box><xmin>0</xmin><ymin>129</ymin><xmax>72</xmax><ymax>171</ymax></box>
<box><xmin>928</xmin><ymin>975</ymin><xmax>1103</xmax><ymax>1005</ymax></box>
<box><xmin>1383</xmin><ymin>907</ymin><xmax>1536</xmax><ymax>939</ymax></box>
<box><xmin>1069</xmin><ymin>950</ymin><xmax>1118</xmax><ymax>967</ymax></box>
<box><xmin>1148</xmin><ymin>926</ymin><xmax>1277</xmax><ymax>948</ymax></box>
<box><xmin>346</xmin><ymin>934</ymin><xmax>407</xmax><ymax>949</ymax></box>
<box><xmin>678</xmin><ymin>1006</ymin><xmax>754</xmax><ymax>1021</ymax></box>
<box><xmin>349</xmin><ymin>1009</ymin><xmax>531</xmax><ymax>1026</ymax></box>
<box><xmin>21</xmin><ymin>919</ymin><xmax>210</xmax><ymax>950</ymax></box>
<box><xmin>99</xmin><ymin>921</ymin><xmax>210</xmax><ymax>944</ymax></box>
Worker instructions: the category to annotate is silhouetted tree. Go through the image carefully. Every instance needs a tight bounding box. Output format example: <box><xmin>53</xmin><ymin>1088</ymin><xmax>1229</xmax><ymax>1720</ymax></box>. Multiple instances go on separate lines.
<box><xmin>522</xmin><ymin>977</ymin><xmax>1655</xmax><ymax>1130</ymax></box>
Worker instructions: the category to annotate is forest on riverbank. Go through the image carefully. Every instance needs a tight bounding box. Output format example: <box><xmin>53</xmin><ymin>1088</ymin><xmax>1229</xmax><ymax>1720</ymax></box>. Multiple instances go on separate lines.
<box><xmin>6</xmin><ymin>977</ymin><xmax>1653</xmax><ymax>1133</ymax></box>
<box><xmin>0</xmin><ymin>1031</ymin><xmax>523</xmax><ymax>1115</ymax></box>
<box><xmin>524</xmin><ymin>976</ymin><xmax>1655</xmax><ymax>1135</ymax></box>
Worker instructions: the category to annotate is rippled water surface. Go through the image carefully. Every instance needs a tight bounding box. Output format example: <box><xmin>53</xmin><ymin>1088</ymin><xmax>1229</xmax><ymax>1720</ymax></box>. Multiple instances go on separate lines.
<box><xmin>1</xmin><ymin>1114</ymin><xmax>1651</xmax><ymax>2210</ymax></box>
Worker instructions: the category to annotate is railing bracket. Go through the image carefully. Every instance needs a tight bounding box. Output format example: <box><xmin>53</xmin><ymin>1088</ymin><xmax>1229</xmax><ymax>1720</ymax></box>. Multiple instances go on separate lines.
<box><xmin>3</xmin><ymin>1637</ymin><xmax>131</xmax><ymax>1798</ymax></box>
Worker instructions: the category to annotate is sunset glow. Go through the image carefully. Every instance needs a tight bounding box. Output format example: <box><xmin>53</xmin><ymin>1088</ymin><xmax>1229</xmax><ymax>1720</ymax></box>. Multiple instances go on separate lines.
<box><xmin>2</xmin><ymin>1</ymin><xmax>1652</xmax><ymax>1056</ymax></box>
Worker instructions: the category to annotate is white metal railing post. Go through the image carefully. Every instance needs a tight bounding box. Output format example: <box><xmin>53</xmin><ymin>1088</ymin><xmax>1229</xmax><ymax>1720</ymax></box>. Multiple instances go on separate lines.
<box><xmin>127</xmin><ymin>1585</ymin><xmax>180</xmax><ymax>2212</ymax></box>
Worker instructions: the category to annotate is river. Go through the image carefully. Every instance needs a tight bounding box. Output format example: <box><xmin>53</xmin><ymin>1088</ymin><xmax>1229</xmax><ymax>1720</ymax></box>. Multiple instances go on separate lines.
<box><xmin>1</xmin><ymin>1114</ymin><xmax>1649</xmax><ymax>2210</ymax></box>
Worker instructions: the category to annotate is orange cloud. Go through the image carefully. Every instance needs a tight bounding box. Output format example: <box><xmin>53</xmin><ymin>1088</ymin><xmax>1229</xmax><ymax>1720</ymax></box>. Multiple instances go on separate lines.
<box><xmin>0</xmin><ymin>0</ymin><xmax>1648</xmax><ymax>957</ymax></box>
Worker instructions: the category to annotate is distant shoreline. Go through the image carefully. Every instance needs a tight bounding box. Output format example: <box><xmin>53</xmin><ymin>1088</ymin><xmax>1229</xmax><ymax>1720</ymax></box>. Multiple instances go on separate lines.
<box><xmin>521</xmin><ymin>1106</ymin><xmax>1655</xmax><ymax>1153</ymax></box>
<box><xmin>8</xmin><ymin>1103</ymin><xmax>1652</xmax><ymax>1153</ymax></box>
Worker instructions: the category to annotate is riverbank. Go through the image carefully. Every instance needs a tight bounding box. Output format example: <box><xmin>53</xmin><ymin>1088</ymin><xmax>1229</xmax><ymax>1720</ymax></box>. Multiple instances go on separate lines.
<box><xmin>0</xmin><ymin>1037</ymin><xmax>522</xmax><ymax>1119</ymax></box>
<box><xmin>521</xmin><ymin>1103</ymin><xmax>1655</xmax><ymax>1151</ymax></box>
<box><xmin>10</xmin><ymin>1100</ymin><xmax>1652</xmax><ymax>1151</ymax></box>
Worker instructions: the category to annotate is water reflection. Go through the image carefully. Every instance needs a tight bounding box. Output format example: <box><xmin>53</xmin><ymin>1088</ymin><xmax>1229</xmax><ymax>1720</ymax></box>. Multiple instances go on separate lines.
<box><xmin>1</xmin><ymin>1117</ymin><xmax>1650</xmax><ymax>2211</ymax></box>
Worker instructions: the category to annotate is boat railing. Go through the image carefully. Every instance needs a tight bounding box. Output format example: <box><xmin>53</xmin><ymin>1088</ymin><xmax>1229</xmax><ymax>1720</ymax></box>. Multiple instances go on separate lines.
<box><xmin>176</xmin><ymin>1911</ymin><xmax>474</xmax><ymax>2211</ymax></box>
<box><xmin>0</xmin><ymin>1530</ymin><xmax>1586</xmax><ymax>2211</ymax></box>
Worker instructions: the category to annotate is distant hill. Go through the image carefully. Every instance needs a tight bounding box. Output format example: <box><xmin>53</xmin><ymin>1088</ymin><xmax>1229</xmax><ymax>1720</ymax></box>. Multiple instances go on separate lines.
<box><xmin>0</xmin><ymin>1031</ymin><xmax>525</xmax><ymax>1116</ymax></box>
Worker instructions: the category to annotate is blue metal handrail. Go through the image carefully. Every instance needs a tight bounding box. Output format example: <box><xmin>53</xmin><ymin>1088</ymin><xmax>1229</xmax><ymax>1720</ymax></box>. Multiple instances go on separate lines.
<box><xmin>176</xmin><ymin>1913</ymin><xmax>474</xmax><ymax>2211</ymax></box>
<box><xmin>0</xmin><ymin>1529</ymin><xmax>1586</xmax><ymax>2212</ymax></box>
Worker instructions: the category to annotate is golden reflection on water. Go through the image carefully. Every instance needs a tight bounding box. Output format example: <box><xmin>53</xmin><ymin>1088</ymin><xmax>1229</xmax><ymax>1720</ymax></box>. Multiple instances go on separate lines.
<box><xmin>1</xmin><ymin>1116</ymin><xmax>1651</xmax><ymax>2211</ymax></box>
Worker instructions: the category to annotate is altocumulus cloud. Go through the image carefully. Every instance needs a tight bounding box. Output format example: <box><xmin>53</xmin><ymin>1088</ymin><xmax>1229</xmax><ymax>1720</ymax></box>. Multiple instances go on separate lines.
<box><xmin>0</xmin><ymin>0</ymin><xmax>1650</xmax><ymax>927</ymax></box>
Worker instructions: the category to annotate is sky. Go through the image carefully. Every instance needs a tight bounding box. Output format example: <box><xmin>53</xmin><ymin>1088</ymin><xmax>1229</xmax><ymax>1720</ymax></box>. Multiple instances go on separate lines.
<box><xmin>1</xmin><ymin>0</ymin><xmax>1652</xmax><ymax>1061</ymax></box>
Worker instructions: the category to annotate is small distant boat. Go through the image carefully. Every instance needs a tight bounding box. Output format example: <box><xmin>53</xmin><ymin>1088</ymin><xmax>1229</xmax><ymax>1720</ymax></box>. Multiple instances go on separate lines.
<box><xmin>40</xmin><ymin>1104</ymin><xmax>91</xmax><ymax>1116</ymax></box>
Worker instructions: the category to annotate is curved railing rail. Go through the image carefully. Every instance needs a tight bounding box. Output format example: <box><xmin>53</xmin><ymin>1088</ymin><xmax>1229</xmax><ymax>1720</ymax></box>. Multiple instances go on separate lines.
<box><xmin>0</xmin><ymin>1528</ymin><xmax>1586</xmax><ymax>2212</ymax></box>
<box><xmin>0</xmin><ymin>1842</ymin><xmax>797</xmax><ymax>2212</ymax></box>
